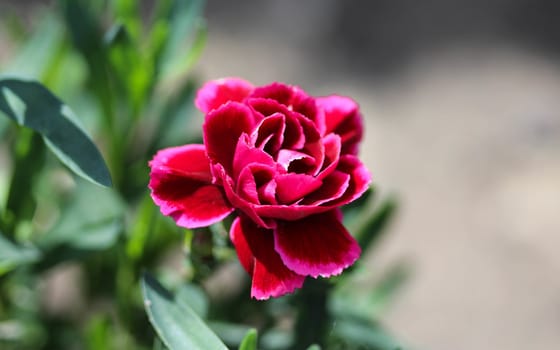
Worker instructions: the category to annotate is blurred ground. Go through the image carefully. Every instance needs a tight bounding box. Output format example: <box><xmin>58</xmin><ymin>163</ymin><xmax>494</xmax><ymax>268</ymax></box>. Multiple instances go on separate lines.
<box><xmin>2</xmin><ymin>1</ymin><xmax>560</xmax><ymax>349</ymax></box>
<box><xmin>198</xmin><ymin>2</ymin><xmax>560</xmax><ymax>349</ymax></box>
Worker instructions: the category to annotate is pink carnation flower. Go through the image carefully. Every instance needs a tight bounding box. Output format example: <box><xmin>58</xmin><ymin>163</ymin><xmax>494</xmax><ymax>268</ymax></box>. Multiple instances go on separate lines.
<box><xmin>149</xmin><ymin>78</ymin><xmax>371</xmax><ymax>299</ymax></box>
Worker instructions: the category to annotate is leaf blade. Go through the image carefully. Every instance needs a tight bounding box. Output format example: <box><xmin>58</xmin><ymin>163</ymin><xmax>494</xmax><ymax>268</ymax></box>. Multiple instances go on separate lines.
<box><xmin>0</xmin><ymin>78</ymin><xmax>112</xmax><ymax>187</ymax></box>
<box><xmin>141</xmin><ymin>273</ymin><xmax>228</xmax><ymax>350</ymax></box>
<box><xmin>0</xmin><ymin>231</ymin><xmax>40</xmax><ymax>275</ymax></box>
<box><xmin>239</xmin><ymin>328</ymin><xmax>258</xmax><ymax>350</ymax></box>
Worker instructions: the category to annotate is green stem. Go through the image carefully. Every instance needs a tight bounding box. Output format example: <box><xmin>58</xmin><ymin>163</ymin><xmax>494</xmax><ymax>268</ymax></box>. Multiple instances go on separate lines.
<box><xmin>292</xmin><ymin>278</ymin><xmax>332</xmax><ymax>349</ymax></box>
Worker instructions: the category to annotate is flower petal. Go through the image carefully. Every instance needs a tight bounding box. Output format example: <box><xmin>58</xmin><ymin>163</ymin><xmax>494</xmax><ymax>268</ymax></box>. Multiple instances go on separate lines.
<box><xmin>195</xmin><ymin>77</ymin><xmax>253</xmax><ymax>114</ymax></box>
<box><xmin>328</xmin><ymin>155</ymin><xmax>372</xmax><ymax>207</ymax></box>
<box><xmin>251</xmin><ymin>82</ymin><xmax>295</xmax><ymax>106</ymax></box>
<box><xmin>300</xmin><ymin>170</ymin><xmax>350</xmax><ymax>206</ymax></box>
<box><xmin>236</xmin><ymin>163</ymin><xmax>276</xmax><ymax>204</ymax></box>
<box><xmin>315</xmin><ymin>133</ymin><xmax>341</xmax><ymax>179</ymax></box>
<box><xmin>203</xmin><ymin>102</ymin><xmax>256</xmax><ymax>174</ymax></box>
<box><xmin>233</xmin><ymin>134</ymin><xmax>277</xmax><ymax>180</ymax></box>
<box><xmin>253</xmin><ymin>113</ymin><xmax>285</xmax><ymax>154</ymax></box>
<box><xmin>149</xmin><ymin>144</ymin><xmax>213</xmax><ymax>182</ymax></box>
<box><xmin>254</xmin><ymin>204</ymin><xmax>332</xmax><ymax>221</ymax></box>
<box><xmin>230</xmin><ymin>216</ymin><xmax>305</xmax><ymax>300</ymax></box>
<box><xmin>216</xmin><ymin>164</ymin><xmax>275</xmax><ymax>229</ymax></box>
<box><xmin>149</xmin><ymin>145</ymin><xmax>233</xmax><ymax>228</ymax></box>
<box><xmin>275</xmin><ymin>173</ymin><xmax>322</xmax><ymax>204</ymax></box>
<box><xmin>274</xmin><ymin>210</ymin><xmax>361</xmax><ymax>278</ymax></box>
<box><xmin>229</xmin><ymin>217</ymin><xmax>254</xmax><ymax>275</ymax></box>
<box><xmin>316</xmin><ymin>95</ymin><xmax>363</xmax><ymax>155</ymax></box>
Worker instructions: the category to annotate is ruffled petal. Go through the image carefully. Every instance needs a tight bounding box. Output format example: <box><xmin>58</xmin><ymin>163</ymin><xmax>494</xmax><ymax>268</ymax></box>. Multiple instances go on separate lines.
<box><xmin>215</xmin><ymin>164</ymin><xmax>275</xmax><ymax>229</ymax></box>
<box><xmin>236</xmin><ymin>163</ymin><xmax>276</xmax><ymax>204</ymax></box>
<box><xmin>316</xmin><ymin>95</ymin><xmax>363</xmax><ymax>155</ymax></box>
<box><xmin>229</xmin><ymin>217</ymin><xmax>254</xmax><ymax>275</ymax></box>
<box><xmin>149</xmin><ymin>145</ymin><xmax>233</xmax><ymax>228</ymax></box>
<box><xmin>251</xmin><ymin>82</ymin><xmax>295</xmax><ymax>106</ymax></box>
<box><xmin>328</xmin><ymin>155</ymin><xmax>372</xmax><ymax>207</ymax></box>
<box><xmin>149</xmin><ymin>144</ymin><xmax>213</xmax><ymax>181</ymax></box>
<box><xmin>253</xmin><ymin>113</ymin><xmax>285</xmax><ymax>154</ymax></box>
<box><xmin>275</xmin><ymin>173</ymin><xmax>322</xmax><ymax>204</ymax></box>
<box><xmin>315</xmin><ymin>133</ymin><xmax>341</xmax><ymax>179</ymax></box>
<box><xmin>203</xmin><ymin>102</ymin><xmax>256</xmax><ymax>174</ymax></box>
<box><xmin>254</xmin><ymin>203</ymin><xmax>332</xmax><ymax>221</ymax></box>
<box><xmin>300</xmin><ymin>170</ymin><xmax>350</xmax><ymax>206</ymax></box>
<box><xmin>230</xmin><ymin>216</ymin><xmax>305</xmax><ymax>300</ymax></box>
<box><xmin>195</xmin><ymin>77</ymin><xmax>253</xmax><ymax>114</ymax></box>
<box><xmin>274</xmin><ymin>210</ymin><xmax>361</xmax><ymax>278</ymax></box>
<box><xmin>248</xmin><ymin>98</ymin><xmax>305</xmax><ymax>150</ymax></box>
<box><xmin>233</xmin><ymin>134</ymin><xmax>278</xmax><ymax>180</ymax></box>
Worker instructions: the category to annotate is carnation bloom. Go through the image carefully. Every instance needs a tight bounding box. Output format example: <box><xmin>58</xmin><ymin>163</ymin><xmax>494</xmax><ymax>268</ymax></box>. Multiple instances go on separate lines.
<box><xmin>149</xmin><ymin>78</ymin><xmax>371</xmax><ymax>299</ymax></box>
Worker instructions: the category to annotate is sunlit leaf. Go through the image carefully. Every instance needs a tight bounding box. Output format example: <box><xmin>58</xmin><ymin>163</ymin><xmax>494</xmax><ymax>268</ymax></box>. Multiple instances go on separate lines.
<box><xmin>0</xmin><ymin>78</ymin><xmax>112</xmax><ymax>187</ymax></box>
<box><xmin>142</xmin><ymin>273</ymin><xmax>228</xmax><ymax>350</ymax></box>
<box><xmin>239</xmin><ymin>328</ymin><xmax>257</xmax><ymax>350</ymax></box>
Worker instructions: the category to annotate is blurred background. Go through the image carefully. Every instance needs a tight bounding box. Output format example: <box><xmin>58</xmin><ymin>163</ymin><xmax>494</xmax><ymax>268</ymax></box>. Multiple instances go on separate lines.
<box><xmin>3</xmin><ymin>1</ymin><xmax>560</xmax><ymax>349</ymax></box>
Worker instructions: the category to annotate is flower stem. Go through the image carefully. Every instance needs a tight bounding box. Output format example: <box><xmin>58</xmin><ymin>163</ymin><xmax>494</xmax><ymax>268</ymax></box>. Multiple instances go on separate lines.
<box><xmin>292</xmin><ymin>278</ymin><xmax>332</xmax><ymax>349</ymax></box>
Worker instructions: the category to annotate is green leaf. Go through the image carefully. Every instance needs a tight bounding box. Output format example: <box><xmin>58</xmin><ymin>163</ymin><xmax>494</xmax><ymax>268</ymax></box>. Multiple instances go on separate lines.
<box><xmin>38</xmin><ymin>180</ymin><xmax>123</xmax><ymax>251</ymax></box>
<box><xmin>239</xmin><ymin>328</ymin><xmax>257</xmax><ymax>350</ymax></box>
<box><xmin>0</xmin><ymin>78</ymin><xmax>112</xmax><ymax>187</ymax></box>
<box><xmin>157</xmin><ymin>0</ymin><xmax>205</xmax><ymax>82</ymax></box>
<box><xmin>207</xmin><ymin>322</ymin><xmax>254</xmax><ymax>348</ymax></box>
<box><xmin>0</xmin><ymin>231</ymin><xmax>40</xmax><ymax>275</ymax></box>
<box><xmin>332</xmin><ymin>318</ymin><xmax>402</xmax><ymax>350</ymax></box>
<box><xmin>142</xmin><ymin>273</ymin><xmax>228</xmax><ymax>350</ymax></box>
<box><xmin>331</xmin><ymin>261</ymin><xmax>410</xmax><ymax>320</ymax></box>
<box><xmin>176</xmin><ymin>283</ymin><xmax>209</xmax><ymax>319</ymax></box>
<box><xmin>368</xmin><ymin>262</ymin><xmax>410</xmax><ymax>316</ymax></box>
<box><xmin>306</xmin><ymin>345</ymin><xmax>321</xmax><ymax>350</ymax></box>
<box><xmin>6</xmin><ymin>13</ymin><xmax>64</xmax><ymax>79</ymax></box>
<box><xmin>151</xmin><ymin>79</ymin><xmax>198</xmax><ymax>151</ymax></box>
<box><xmin>260</xmin><ymin>329</ymin><xmax>293</xmax><ymax>350</ymax></box>
<box><xmin>355</xmin><ymin>196</ymin><xmax>398</xmax><ymax>253</ymax></box>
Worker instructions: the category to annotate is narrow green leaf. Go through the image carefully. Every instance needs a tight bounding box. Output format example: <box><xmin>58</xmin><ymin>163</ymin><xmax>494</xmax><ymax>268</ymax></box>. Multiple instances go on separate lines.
<box><xmin>331</xmin><ymin>261</ymin><xmax>410</xmax><ymax>321</ymax></box>
<box><xmin>0</xmin><ymin>78</ymin><xmax>112</xmax><ymax>187</ymax></box>
<box><xmin>368</xmin><ymin>262</ymin><xmax>410</xmax><ymax>315</ymax></box>
<box><xmin>239</xmin><ymin>328</ymin><xmax>257</xmax><ymax>350</ymax></box>
<box><xmin>38</xmin><ymin>180</ymin><xmax>123</xmax><ymax>250</ymax></box>
<box><xmin>142</xmin><ymin>273</ymin><xmax>228</xmax><ymax>350</ymax></box>
<box><xmin>356</xmin><ymin>196</ymin><xmax>398</xmax><ymax>253</ymax></box>
<box><xmin>207</xmin><ymin>322</ymin><xmax>253</xmax><ymax>348</ymax></box>
<box><xmin>157</xmin><ymin>0</ymin><xmax>205</xmax><ymax>81</ymax></box>
<box><xmin>332</xmin><ymin>318</ymin><xmax>402</xmax><ymax>350</ymax></box>
<box><xmin>0</xmin><ymin>231</ymin><xmax>40</xmax><ymax>275</ymax></box>
<box><xmin>150</xmin><ymin>79</ymin><xmax>197</xmax><ymax>151</ymax></box>
<box><xmin>6</xmin><ymin>13</ymin><xmax>64</xmax><ymax>79</ymax></box>
<box><xmin>126</xmin><ymin>193</ymin><xmax>157</xmax><ymax>260</ymax></box>
<box><xmin>306</xmin><ymin>345</ymin><xmax>321</xmax><ymax>350</ymax></box>
<box><xmin>176</xmin><ymin>283</ymin><xmax>209</xmax><ymax>319</ymax></box>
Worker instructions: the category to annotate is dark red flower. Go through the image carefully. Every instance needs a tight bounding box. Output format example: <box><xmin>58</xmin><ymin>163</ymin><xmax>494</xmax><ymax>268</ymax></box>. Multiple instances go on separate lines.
<box><xmin>149</xmin><ymin>78</ymin><xmax>371</xmax><ymax>299</ymax></box>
